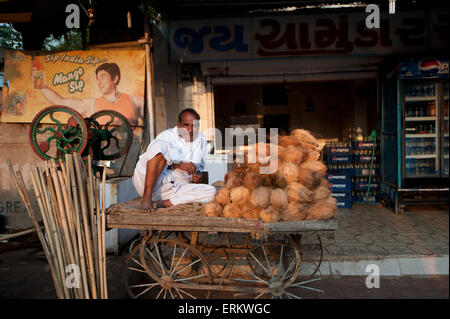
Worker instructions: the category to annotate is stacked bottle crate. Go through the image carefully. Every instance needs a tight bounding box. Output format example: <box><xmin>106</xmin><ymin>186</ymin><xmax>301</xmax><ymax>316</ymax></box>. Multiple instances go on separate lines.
<box><xmin>352</xmin><ymin>140</ymin><xmax>380</xmax><ymax>203</ymax></box>
<box><xmin>324</xmin><ymin>142</ymin><xmax>354</xmax><ymax>209</ymax></box>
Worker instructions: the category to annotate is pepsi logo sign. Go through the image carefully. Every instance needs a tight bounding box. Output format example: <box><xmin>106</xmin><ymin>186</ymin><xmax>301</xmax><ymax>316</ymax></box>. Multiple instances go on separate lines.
<box><xmin>419</xmin><ymin>58</ymin><xmax>440</xmax><ymax>77</ymax></box>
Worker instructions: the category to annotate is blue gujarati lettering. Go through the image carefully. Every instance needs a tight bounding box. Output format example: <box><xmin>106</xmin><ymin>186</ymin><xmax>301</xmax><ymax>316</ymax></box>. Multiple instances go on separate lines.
<box><xmin>174</xmin><ymin>25</ymin><xmax>248</xmax><ymax>54</ymax></box>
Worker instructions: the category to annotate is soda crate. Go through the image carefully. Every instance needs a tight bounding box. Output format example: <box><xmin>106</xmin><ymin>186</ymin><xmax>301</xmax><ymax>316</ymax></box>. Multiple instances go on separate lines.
<box><xmin>325</xmin><ymin>154</ymin><xmax>353</xmax><ymax>164</ymax></box>
<box><xmin>353</xmin><ymin>181</ymin><xmax>380</xmax><ymax>191</ymax></box>
<box><xmin>329</xmin><ymin>180</ymin><xmax>352</xmax><ymax>191</ymax></box>
<box><xmin>353</xmin><ymin>141</ymin><xmax>376</xmax><ymax>150</ymax></box>
<box><xmin>326</xmin><ymin>173</ymin><xmax>351</xmax><ymax>183</ymax></box>
<box><xmin>354</xmin><ymin>154</ymin><xmax>378</xmax><ymax>163</ymax></box>
<box><xmin>354</xmin><ymin>168</ymin><xmax>380</xmax><ymax>177</ymax></box>
<box><xmin>353</xmin><ymin>194</ymin><xmax>379</xmax><ymax>203</ymax></box>
<box><xmin>325</xmin><ymin>146</ymin><xmax>353</xmax><ymax>156</ymax></box>
<box><xmin>336</xmin><ymin>200</ymin><xmax>352</xmax><ymax>209</ymax></box>
<box><xmin>327</xmin><ymin>168</ymin><xmax>355</xmax><ymax>176</ymax></box>
<box><xmin>331</xmin><ymin>191</ymin><xmax>352</xmax><ymax>201</ymax></box>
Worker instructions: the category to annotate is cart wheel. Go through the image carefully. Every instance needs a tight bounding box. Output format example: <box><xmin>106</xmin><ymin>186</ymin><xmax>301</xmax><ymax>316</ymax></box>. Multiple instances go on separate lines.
<box><xmin>298</xmin><ymin>233</ymin><xmax>324</xmax><ymax>280</ymax></box>
<box><xmin>140</xmin><ymin>237</ymin><xmax>214</xmax><ymax>299</ymax></box>
<box><xmin>233</xmin><ymin>235</ymin><xmax>304</xmax><ymax>299</ymax></box>
<box><xmin>124</xmin><ymin>240</ymin><xmax>159</xmax><ymax>299</ymax></box>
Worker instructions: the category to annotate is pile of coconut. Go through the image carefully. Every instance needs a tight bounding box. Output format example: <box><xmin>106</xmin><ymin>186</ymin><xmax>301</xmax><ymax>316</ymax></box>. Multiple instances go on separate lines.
<box><xmin>202</xmin><ymin>129</ymin><xmax>337</xmax><ymax>222</ymax></box>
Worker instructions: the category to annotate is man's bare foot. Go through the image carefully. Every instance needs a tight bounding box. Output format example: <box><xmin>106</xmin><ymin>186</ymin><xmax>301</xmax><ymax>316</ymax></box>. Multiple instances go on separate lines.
<box><xmin>155</xmin><ymin>199</ymin><xmax>173</xmax><ymax>208</ymax></box>
<box><xmin>141</xmin><ymin>198</ymin><xmax>157</xmax><ymax>213</ymax></box>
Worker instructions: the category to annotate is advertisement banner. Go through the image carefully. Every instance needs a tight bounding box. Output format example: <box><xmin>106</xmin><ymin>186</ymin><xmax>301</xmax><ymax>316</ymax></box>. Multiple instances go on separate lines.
<box><xmin>1</xmin><ymin>49</ymin><xmax>145</xmax><ymax>126</ymax></box>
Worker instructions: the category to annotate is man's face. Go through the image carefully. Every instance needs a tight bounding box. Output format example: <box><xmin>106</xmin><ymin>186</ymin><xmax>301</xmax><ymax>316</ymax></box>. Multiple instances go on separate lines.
<box><xmin>177</xmin><ymin>112</ymin><xmax>200</xmax><ymax>142</ymax></box>
<box><xmin>96</xmin><ymin>70</ymin><xmax>118</xmax><ymax>95</ymax></box>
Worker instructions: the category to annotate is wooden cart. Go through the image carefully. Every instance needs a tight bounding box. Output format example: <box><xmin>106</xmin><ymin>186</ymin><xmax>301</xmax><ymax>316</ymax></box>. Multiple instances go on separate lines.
<box><xmin>106</xmin><ymin>199</ymin><xmax>338</xmax><ymax>299</ymax></box>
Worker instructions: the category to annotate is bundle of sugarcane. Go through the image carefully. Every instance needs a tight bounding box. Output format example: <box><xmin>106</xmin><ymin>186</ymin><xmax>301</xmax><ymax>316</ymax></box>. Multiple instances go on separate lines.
<box><xmin>7</xmin><ymin>153</ymin><xmax>108</xmax><ymax>299</ymax></box>
<box><xmin>203</xmin><ymin>129</ymin><xmax>337</xmax><ymax>221</ymax></box>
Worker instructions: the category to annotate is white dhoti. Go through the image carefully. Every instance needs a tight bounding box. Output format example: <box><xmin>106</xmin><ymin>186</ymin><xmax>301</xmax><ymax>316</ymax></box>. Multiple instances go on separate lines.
<box><xmin>132</xmin><ymin>127</ymin><xmax>217</xmax><ymax>206</ymax></box>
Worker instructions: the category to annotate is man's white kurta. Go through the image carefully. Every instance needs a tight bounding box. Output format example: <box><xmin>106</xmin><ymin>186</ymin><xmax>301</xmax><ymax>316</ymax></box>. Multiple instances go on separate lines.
<box><xmin>132</xmin><ymin>127</ymin><xmax>216</xmax><ymax>205</ymax></box>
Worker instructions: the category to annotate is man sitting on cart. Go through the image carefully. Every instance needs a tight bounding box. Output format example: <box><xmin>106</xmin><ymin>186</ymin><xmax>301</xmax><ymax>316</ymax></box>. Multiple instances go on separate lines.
<box><xmin>132</xmin><ymin>108</ymin><xmax>216</xmax><ymax>212</ymax></box>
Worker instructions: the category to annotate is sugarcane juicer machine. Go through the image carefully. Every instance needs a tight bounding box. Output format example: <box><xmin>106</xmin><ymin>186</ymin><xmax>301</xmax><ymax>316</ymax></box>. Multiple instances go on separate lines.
<box><xmin>29</xmin><ymin>105</ymin><xmax>133</xmax><ymax>166</ymax></box>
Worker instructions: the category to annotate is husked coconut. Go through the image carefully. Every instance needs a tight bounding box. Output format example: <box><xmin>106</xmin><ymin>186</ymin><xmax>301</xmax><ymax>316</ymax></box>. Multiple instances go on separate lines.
<box><xmin>243</xmin><ymin>205</ymin><xmax>261</xmax><ymax>220</ymax></box>
<box><xmin>243</xmin><ymin>170</ymin><xmax>263</xmax><ymax>192</ymax></box>
<box><xmin>277</xmin><ymin>162</ymin><xmax>300</xmax><ymax>184</ymax></box>
<box><xmin>215</xmin><ymin>187</ymin><xmax>230</xmax><ymax>206</ymax></box>
<box><xmin>277</xmin><ymin>135</ymin><xmax>301</xmax><ymax>147</ymax></box>
<box><xmin>301</xmin><ymin>161</ymin><xmax>327</xmax><ymax>176</ymax></box>
<box><xmin>281</xmin><ymin>202</ymin><xmax>307</xmax><ymax>222</ymax></box>
<box><xmin>320</xmin><ymin>178</ymin><xmax>330</xmax><ymax>188</ymax></box>
<box><xmin>312</xmin><ymin>186</ymin><xmax>331</xmax><ymax>201</ymax></box>
<box><xmin>305</xmin><ymin>150</ymin><xmax>321</xmax><ymax>162</ymax></box>
<box><xmin>203</xmin><ymin>201</ymin><xmax>223</xmax><ymax>217</ymax></box>
<box><xmin>229</xmin><ymin>186</ymin><xmax>250</xmax><ymax>206</ymax></box>
<box><xmin>261</xmin><ymin>174</ymin><xmax>273</xmax><ymax>187</ymax></box>
<box><xmin>226</xmin><ymin>172</ymin><xmax>243</xmax><ymax>189</ymax></box>
<box><xmin>270</xmin><ymin>188</ymin><xmax>289</xmax><ymax>211</ymax></box>
<box><xmin>259</xmin><ymin>206</ymin><xmax>281</xmax><ymax>223</ymax></box>
<box><xmin>306</xmin><ymin>196</ymin><xmax>337</xmax><ymax>220</ymax></box>
<box><xmin>223</xmin><ymin>203</ymin><xmax>242</xmax><ymax>218</ymax></box>
<box><xmin>282</xmin><ymin>145</ymin><xmax>304</xmax><ymax>164</ymax></box>
<box><xmin>291</xmin><ymin>129</ymin><xmax>319</xmax><ymax>150</ymax></box>
<box><xmin>249</xmin><ymin>186</ymin><xmax>271</xmax><ymax>208</ymax></box>
<box><xmin>286</xmin><ymin>183</ymin><xmax>313</xmax><ymax>203</ymax></box>
<box><xmin>298</xmin><ymin>167</ymin><xmax>321</xmax><ymax>189</ymax></box>
<box><xmin>212</xmin><ymin>180</ymin><xmax>226</xmax><ymax>188</ymax></box>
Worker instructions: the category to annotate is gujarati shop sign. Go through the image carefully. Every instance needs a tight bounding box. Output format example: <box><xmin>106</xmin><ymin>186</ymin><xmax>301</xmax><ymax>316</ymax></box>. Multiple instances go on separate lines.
<box><xmin>169</xmin><ymin>10</ymin><xmax>448</xmax><ymax>62</ymax></box>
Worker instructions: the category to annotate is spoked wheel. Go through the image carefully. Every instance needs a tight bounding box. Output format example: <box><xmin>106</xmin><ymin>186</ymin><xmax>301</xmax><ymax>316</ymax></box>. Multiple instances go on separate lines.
<box><xmin>29</xmin><ymin>105</ymin><xmax>88</xmax><ymax>160</ymax></box>
<box><xmin>87</xmin><ymin>110</ymin><xmax>133</xmax><ymax>161</ymax></box>
<box><xmin>140</xmin><ymin>236</ymin><xmax>214</xmax><ymax>299</ymax></box>
<box><xmin>124</xmin><ymin>240</ymin><xmax>159</xmax><ymax>299</ymax></box>
<box><xmin>233</xmin><ymin>235</ymin><xmax>303</xmax><ymax>299</ymax></box>
<box><xmin>298</xmin><ymin>233</ymin><xmax>324</xmax><ymax>280</ymax></box>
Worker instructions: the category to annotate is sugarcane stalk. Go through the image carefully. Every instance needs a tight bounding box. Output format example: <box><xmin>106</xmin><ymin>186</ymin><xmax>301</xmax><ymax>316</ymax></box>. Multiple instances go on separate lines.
<box><xmin>101</xmin><ymin>166</ymin><xmax>108</xmax><ymax>298</ymax></box>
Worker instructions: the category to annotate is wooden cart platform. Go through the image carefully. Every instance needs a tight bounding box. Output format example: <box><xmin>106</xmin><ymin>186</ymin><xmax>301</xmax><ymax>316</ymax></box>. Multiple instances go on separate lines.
<box><xmin>106</xmin><ymin>198</ymin><xmax>338</xmax><ymax>299</ymax></box>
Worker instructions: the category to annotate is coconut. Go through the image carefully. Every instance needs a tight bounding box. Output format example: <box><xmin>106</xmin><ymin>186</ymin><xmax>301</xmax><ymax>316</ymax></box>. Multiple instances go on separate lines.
<box><xmin>270</xmin><ymin>188</ymin><xmax>289</xmax><ymax>211</ymax></box>
<box><xmin>298</xmin><ymin>167</ymin><xmax>321</xmax><ymax>190</ymax></box>
<box><xmin>312</xmin><ymin>186</ymin><xmax>331</xmax><ymax>201</ymax></box>
<box><xmin>212</xmin><ymin>180</ymin><xmax>226</xmax><ymax>188</ymax></box>
<box><xmin>282</xmin><ymin>145</ymin><xmax>304</xmax><ymax>164</ymax></box>
<box><xmin>277</xmin><ymin>135</ymin><xmax>301</xmax><ymax>147</ymax></box>
<box><xmin>286</xmin><ymin>182</ymin><xmax>313</xmax><ymax>203</ymax></box>
<box><xmin>261</xmin><ymin>174</ymin><xmax>273</xmax><ymax>187</ymax></box>
<box><xmin>291</xmin><ymin>129</ymin><xmax>319</xmax><ymax>150</ymax></box>
<box><xmin>203</xmin><ymin>201</ymin><xmax>223</xmax><ymax>217</ymax></box>
<box><xmin>306</xmin><ymin>196</ymin><xmax>337</xmax><ymax>220</ymax></box>
<box><xmin>215</xmin><ymin>187</ymin><xmax>230</xmax><ymax>206</ymax></box>
<box><xmin>281</xmin><ymin>202</ymin><xmax>307</xmax><ymax>222</ymax></box>
<box><xmin>226</xmin><ymin>173</ymin><xmax>243</xmax><ymax>189</ymax></box>
<box><xmin>249</xmin><ymin>186</ymin><xmax>272</xmax><ymax>208</ymax></box>
<box><xmin>272</xmin><ymin>174</ymin><xmax>287</xmax><ymax>188</ymax></box>
<box><xmin>259</xmin><ymin>206</ymin><xmax>281</xmax><ymax>223</ymax></box>
<box><xmin>301</xmin><ymin>161</ymin><xmax>327</xmax><ymax>176</ymax></box>
<box><xmin>320</xmin><ymin>178</ymin><xmax>330</xmax><ymax>188</ymax></box>
<box><xmin>277</xmin><ymin>162</ymin><xmax>300</xmax><ymax>184</ymax></box>
<box><xmin>223</xmin><ymin>203</ymin><xmax>243</xmax><ymax>218</ymax></box>
<box><xmin>305</xmin><ymin>150</ymin><xmax>321</xmax><ymax>162</ymax></box>
<box><xmin>243</xmin><ymin>170</ymin><xmax>263</xmax><ymax>192</ymax></box>
<box><xmin>243</xmin><ymin>205</ymin><xmax>261</xmax><ymax>220</ymax></box>
<box><xmin>229</xmin><ymin>186</ymin><xmax>250</xmax><ymax>206</ymax></box>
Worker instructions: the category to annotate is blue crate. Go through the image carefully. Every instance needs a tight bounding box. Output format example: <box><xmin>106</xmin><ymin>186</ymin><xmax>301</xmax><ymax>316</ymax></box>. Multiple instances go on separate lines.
<box><xmin>353</xmin><ymin>195</ymin><xmax>379</xmax><ymax>203</ymax></box>
<box><xmin>353</xmin><ymin>141</ymin><xmax>376</xmax><ymax>150</ymax></box>
<box><xmin>331</xmin><ymin>191</ymin><xmax>352</xmax><ymax>201</ymax></box>
<box><xmin>329</xmin><ymin>180</ymin><xmax>352</xmax><ymax>191</ymax></box>
<box><xmin>336</xmin><ymin>200</ymin><xmax>352</xmax><ymax>209</ymax></box>
<box><xmin>354</xmin><ymin>154</ymin><xmax>378</xmax><ymax>163</ymax></box>
<box><xmin>326</xmin><ymin>173</ymin><xmax>351</xmax><ymax>183</ymax></box>
<box><xmin>327</xmin><ymin>168</ymin><xmax>355</xmax><ymax>176</ymax></box>
<box><xmin>325</xmin><ymin>146</ymin><xmax>353</xmax><ymax>156</ymax></box>
<box><xmin>354</xmin><ymin>168</ymin><xmax>380</xmax><ymax>177</ymax></box>
<box><xmin>326</xmin><ymin>154</ymin><xmax>353</xmax><ymax>164</ymax></box>
<box><xmin>353</xmin><ymin>182</ymin><xmax>380</xmax><ymax>190</ymax></box>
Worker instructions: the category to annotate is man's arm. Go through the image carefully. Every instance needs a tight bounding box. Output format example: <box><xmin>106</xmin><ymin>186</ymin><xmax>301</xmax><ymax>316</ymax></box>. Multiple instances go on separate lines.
<box><xmin>141</xmin><ymin>153</ymin><xmax>167</xmax><ymax>212</ymax></box>
<box><xmin>39</xmin><ymin>86</ymin><xmax>94</xmax><ymax>117</ymax></box>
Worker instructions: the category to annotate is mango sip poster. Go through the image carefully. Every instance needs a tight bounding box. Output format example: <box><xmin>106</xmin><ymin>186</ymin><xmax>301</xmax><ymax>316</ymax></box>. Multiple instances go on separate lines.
<box><xmin>1</xmin><ymin>49</ymin><xmax>145</xmax><ymax>126</ymax></box>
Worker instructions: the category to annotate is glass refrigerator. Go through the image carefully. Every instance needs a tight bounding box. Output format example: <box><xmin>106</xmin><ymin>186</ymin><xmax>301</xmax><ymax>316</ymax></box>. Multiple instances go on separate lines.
<box><xmin>380</xmin><ymin>57</ymin><xmax>449</xmax><ymax>213</ymax></box>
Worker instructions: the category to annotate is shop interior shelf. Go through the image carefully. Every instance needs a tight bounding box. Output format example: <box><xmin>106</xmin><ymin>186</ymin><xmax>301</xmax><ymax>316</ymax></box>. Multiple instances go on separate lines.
<box><xmin>405</xmin><ymin>154</ymin><xmax>437</xmax><ymax>159</ymax></box>
<box><xmin>405</xmin><ymin>134</ymin><xmax>437</xmax><ymax>138</ymax></box>
<box><xmin>405</xmin><ymin>117</ymin><xmax>437</xmax><ymax>121</ymax></box>
<box><xmin>405</xmin><ymin>96</ymin><xmax>437</xmax><ymax>102</ymax></box>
